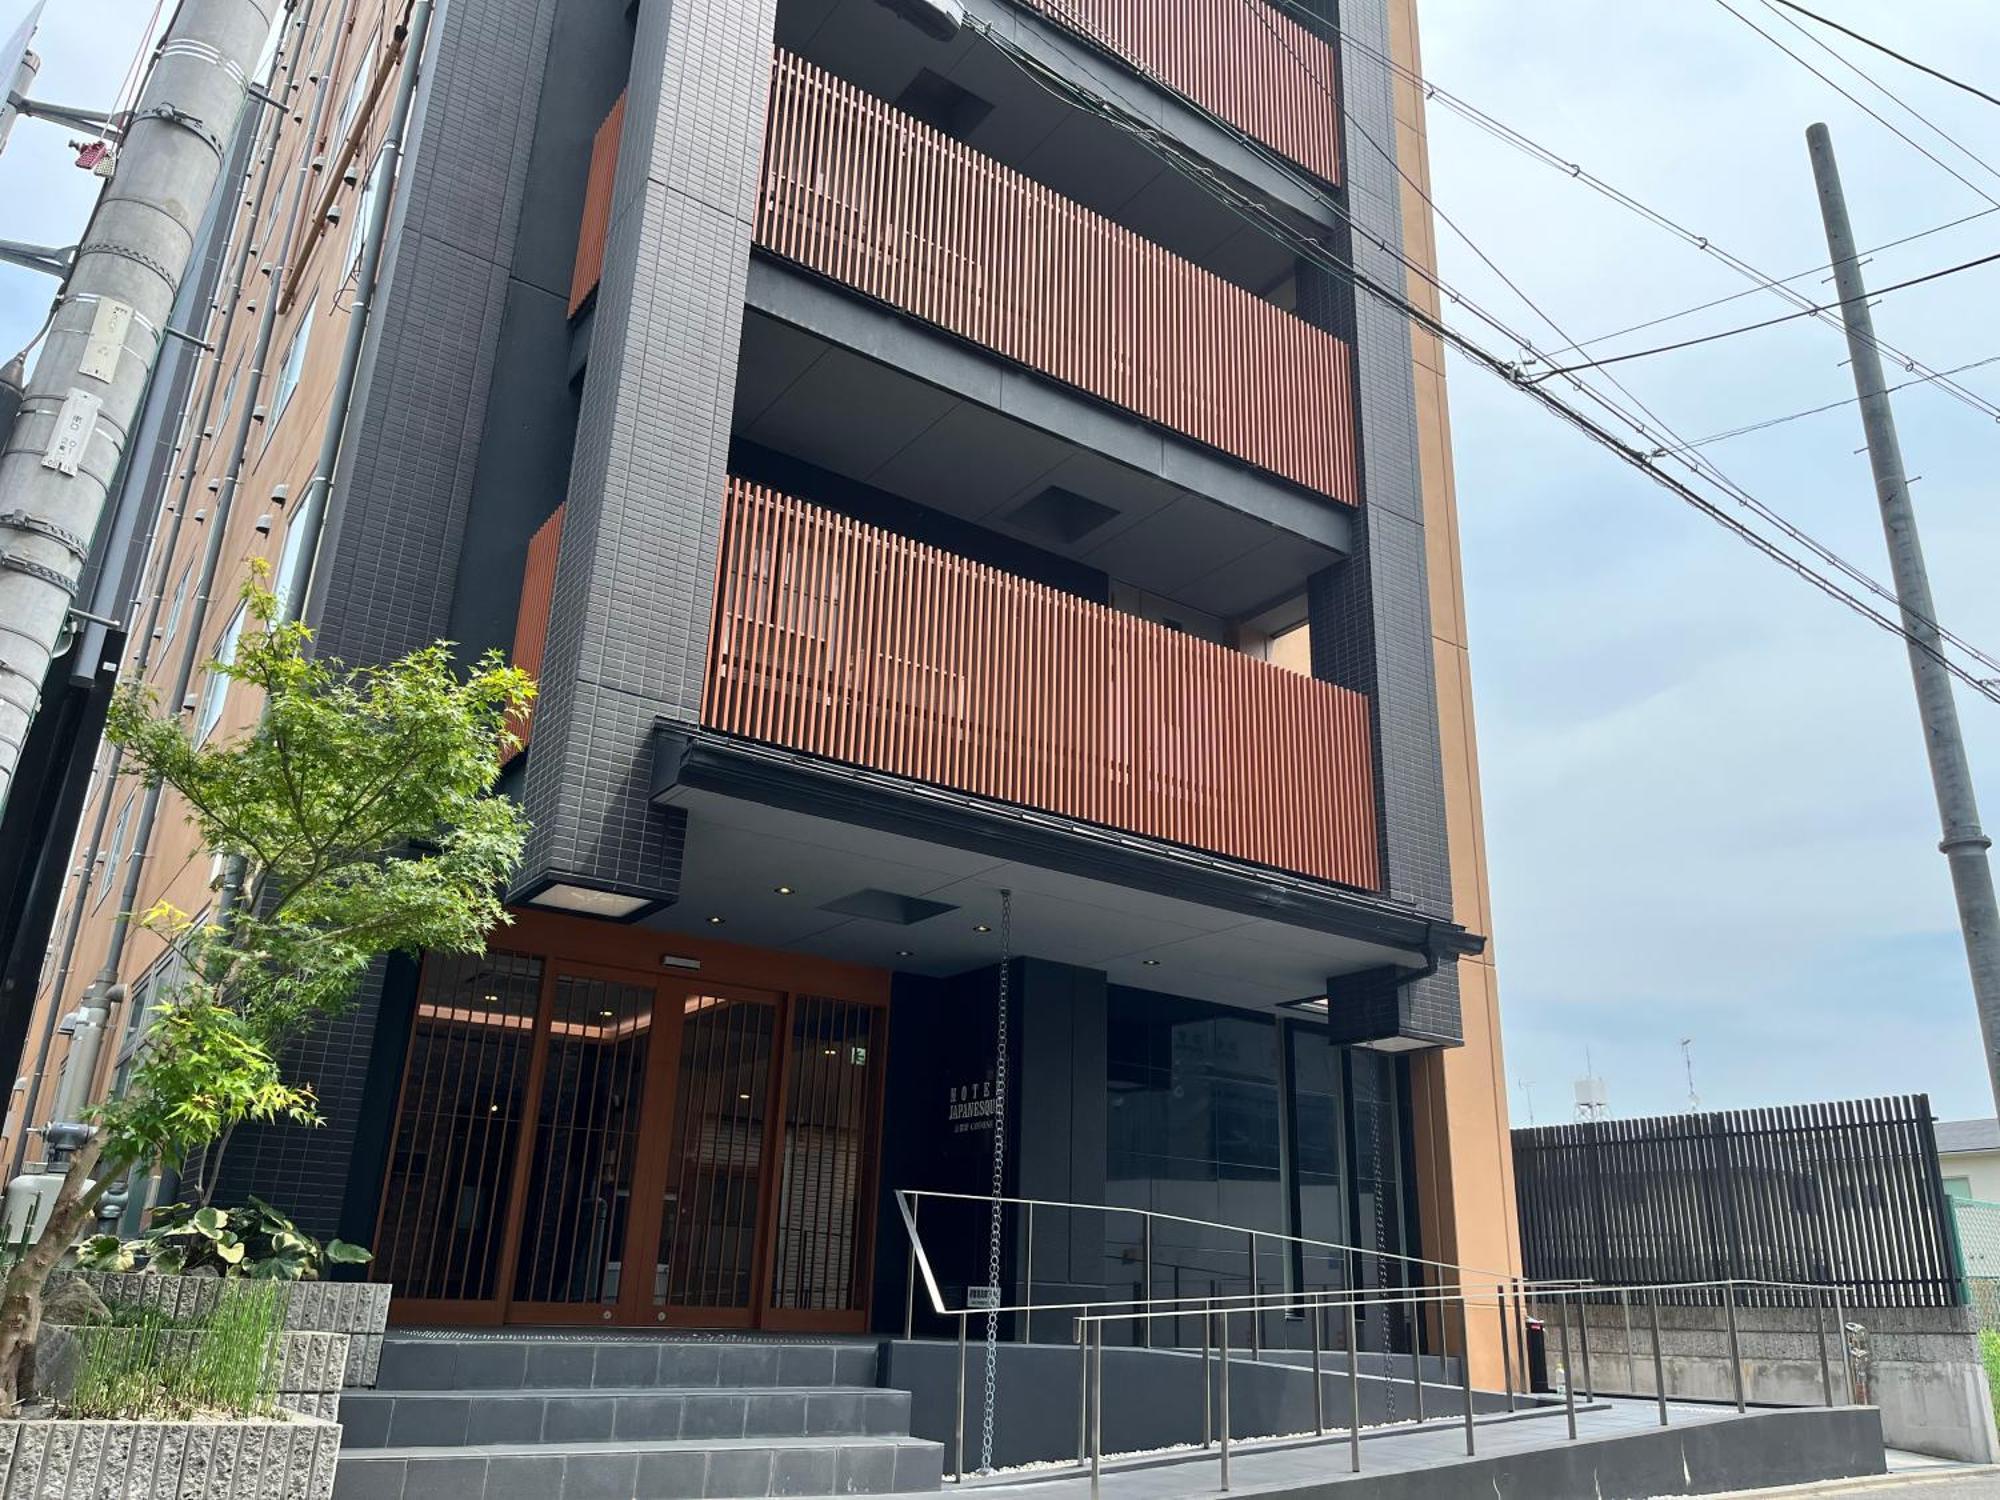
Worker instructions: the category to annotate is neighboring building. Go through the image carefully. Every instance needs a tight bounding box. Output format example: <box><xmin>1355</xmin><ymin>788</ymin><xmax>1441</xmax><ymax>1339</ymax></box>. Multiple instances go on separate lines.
<box><xmin>20</xmin><ymin>0</ymin><xmax>1519</xmax><ymax>1376</ymax></box>
<box><xmin>1937</xmin><ymin>1118</ymin><xmax>2000</xmax><ymax>1202</ymax></box>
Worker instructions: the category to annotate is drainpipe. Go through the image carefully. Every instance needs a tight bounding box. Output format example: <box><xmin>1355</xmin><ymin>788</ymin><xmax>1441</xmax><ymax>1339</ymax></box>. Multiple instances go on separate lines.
<box><xmin>11</xmin><ymin>0</ymin><xmax>319</xmax><ymax>1180</ymax></box>
<box><xmin>213</xmin><ymin>0</ymin><xmax>435</xmax><ymax>930</ymax></box>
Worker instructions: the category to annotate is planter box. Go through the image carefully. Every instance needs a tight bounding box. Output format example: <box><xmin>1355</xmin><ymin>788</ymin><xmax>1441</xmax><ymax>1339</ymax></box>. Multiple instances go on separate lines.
<box><xmin>73</xmin><ymin>1276</ymin><xmax>390</xmax><ymax>1389</ymax></box>
<box><xmin>0</xmin><ymin>1414</ymin><xmax>338</xmax><ymax>1498</ymax></box>
<box><xmin>39</xmin><ymin>1326</ymin><xmax>349</xmax><ymax>1422</ymax></box>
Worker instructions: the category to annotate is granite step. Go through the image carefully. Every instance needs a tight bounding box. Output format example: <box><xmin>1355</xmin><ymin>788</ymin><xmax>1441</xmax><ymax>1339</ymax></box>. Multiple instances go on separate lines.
<box><xmin>340</xmin><ymin>1385</ymin><xmax>913</xmax><ymax>1448</ymax></box>
<box><xmin>330</xmin><ymin>1433</ymin><xmax>947</xmax><ymax>1500</ymax></box>
<box><xmin>374</xmin><ymin>1337</ymin><xmax>880</xmax><ymax>1392</ymax></box>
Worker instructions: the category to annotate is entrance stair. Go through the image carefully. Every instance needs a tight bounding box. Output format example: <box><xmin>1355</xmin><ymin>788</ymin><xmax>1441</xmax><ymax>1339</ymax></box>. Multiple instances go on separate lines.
<box><xmin>332</xmin><ymin>1334</ymin><xmax>944</xmax><ymax>1500</ymax></box>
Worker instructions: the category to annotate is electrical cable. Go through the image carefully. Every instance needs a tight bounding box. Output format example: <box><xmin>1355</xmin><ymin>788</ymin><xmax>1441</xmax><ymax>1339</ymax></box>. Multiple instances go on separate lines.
<box><xmin>1533</xmin><ymin>249</ymin><xmax>2000</xmax><ymax>380</ymax></box>
<box><xmin>1227</xmin><ymin>0</ymin><xmax>2000</xmax><ymax>679</ymax></box>
<box><xmin>1710</xmin><ymin>0</ymin><xmax>1999</xmax><ymax>209</ymax></box>
<box><xmin>1766</xmin><ymin>0</ymin><xmax>2000</xmax><ymax>115</ymax></box>
<box><xmin>1752</xmin><ymin>0</ymin><xmax>2000</xmax><ymax>191</ymax></box>
<box><xmin>1664</xmin><ymin>354</ymin><xmax>2000</xmax><ymax>453</ymax></box>
<box><xmin>1553</xmin><ymin>206</ymin><xmax>1999</xmax><ymax>356</ymax></box>
<box><xmin>1256</xmin><ymin>0</ymin><xmax>2000</xmax><ymax>425</ymax></box>
<box><xmin>970</xmin><ymin>3</ymin><xmax>2000</xmax><ymax>696</ymax></box>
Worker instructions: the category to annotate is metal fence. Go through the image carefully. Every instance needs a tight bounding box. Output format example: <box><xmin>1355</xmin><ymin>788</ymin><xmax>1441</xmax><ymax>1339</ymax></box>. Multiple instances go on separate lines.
<box><xmin>1514</xmin><ymin>1094</ymin><xmax>1962</xmax><ymax>1308</ymax></box>
<box><xmin>1949</xmin><ymin>1195</ymin><xmax>2000</xmax><ymax>1328</ymax></box>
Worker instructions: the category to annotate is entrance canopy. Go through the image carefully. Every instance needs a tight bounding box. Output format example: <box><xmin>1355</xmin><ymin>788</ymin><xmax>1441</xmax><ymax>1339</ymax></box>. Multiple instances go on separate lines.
<box><xmin>647</xmin><ymin>724</ymin><xmax>1475</xmax><ymax>1013</ymax></box>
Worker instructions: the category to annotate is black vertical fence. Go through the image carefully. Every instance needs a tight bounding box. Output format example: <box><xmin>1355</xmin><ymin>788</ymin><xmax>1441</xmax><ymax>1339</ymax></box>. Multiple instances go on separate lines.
<box><xmin>1513</xmin><ymin>1094</ymin><xmax>1962</xmax><ymax>1307</ymax></box>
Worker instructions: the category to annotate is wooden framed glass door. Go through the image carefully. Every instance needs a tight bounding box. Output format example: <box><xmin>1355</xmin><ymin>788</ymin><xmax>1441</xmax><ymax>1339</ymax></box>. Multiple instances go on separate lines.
<box><xmin>380</xmin><ymin>943</ymin><xmax>889</xmax><ymax>1330</ymax></box>
<box><xmin>501</xmin><ymin>968</ymin><xmax>661</xmax><ymax>1323</ymax></box>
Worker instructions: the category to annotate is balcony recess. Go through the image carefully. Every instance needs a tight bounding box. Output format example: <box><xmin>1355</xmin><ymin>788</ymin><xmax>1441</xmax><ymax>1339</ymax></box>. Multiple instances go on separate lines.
<box><xmin>1011</xmin><ymin>0</ymin><xmax>1342</xmax><ymax>185</ymax></box>
<box><xmin>701</xmin><ymin>478</ymin><xmax>1380</xmax><ymax>890</ymax></box>
<box><xmin>756</xmin><ymin>51</ymin><xmax>1358</xmax><ymax>505</ymax></box>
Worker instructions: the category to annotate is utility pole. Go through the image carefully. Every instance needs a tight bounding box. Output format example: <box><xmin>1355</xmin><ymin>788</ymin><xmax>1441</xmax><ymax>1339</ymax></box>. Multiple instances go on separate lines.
<box><xmin>1808</xmin><ymin>123</ymin><xmax>2000</xmax><ymax>1117</ymax></box>
<box><xmin>0</xmin><ymin>0</ymin><xmax>280</xmax><ymax>817</ymax></box>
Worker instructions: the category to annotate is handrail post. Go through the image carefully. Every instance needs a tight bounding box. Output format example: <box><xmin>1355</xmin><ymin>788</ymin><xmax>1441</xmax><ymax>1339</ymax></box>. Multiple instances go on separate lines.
<box><xmin>1576</xmin><ymin>1290</ymin><xmax>1595</xmax><ymax>1403</ymax></box>
<box><xmin>1345</xmin><ymin>1297</ymin><xmax>1361</xmax><ymax>1473</ymax></box>
<box><xmin>1410</xmin><ymin>1285</ymin><xmax>1425</xmax><ymax>1424</ymax></box>
<box><xmin>1311</xmin><ymin>1288</ymin><xmax>1325</xmax><ymax>1436</ymax></box>
<box><xmin>1723</xmin><ymin>1280</ymin><xmax>1746</xmax><ymax>1414</ymax></box>
<box><xmin>1023</xmin><ymin>1202</ymin><xmax>1035</xmax><ymax>1345</ymax></box>
<box><xmin>956</xmin><ymin>1312</ymin><xmax>968</xmax><ymax>1483</ymax></box>
<box><xmin>1834</xmin><ymin>1287</ymin><xmax>1851</xmax><ymax>1401</ymax></box>
<box><xmin>1218</xmin><ymin>1308</ymin><xmax>1232</xmax><ymax>1492</ymax></box>
<box><xmin>904</xmin><ymin>1195</ymin><xmax>919</xmax><ymax>1340</ymax></box>
<box><xmin>1076</xmin><ymin>1319</ymin><xmax>1088</xmax><ymax>1467</ymax></box>
<box><xmin>1497</xmin><ymin>1283</ymin><xmax>1516</xmax><ymax>1413</ymax></box>
<box><xmin>1649</xmin><ymin>1289</ymin><xmax>1668</xmax><ymax>1428</ymax></box>
<box><xmin>1816</xmin><ymin>1286</ymin><xmax>1834</xmax><ymax>1407</ymax></box>
<box><xmin>1202</xmin><ymin>1298</ymin><xmax>1213</xmax><ymax>1449</ymax></box>
<box><xmin>1090</xmin><ymin>1320</ymin><xmax>1103</xmax><ymax>1500</ymax></box>
<box><xmin>1142</xmin><ymin>1216</ymin><xmax>1154</xmax><ymax>1351</ymax></box>
<box><xmin>1621</xmin><ymin>1288</ymin><xmax>1636</xmax><ymax>1396</ymax></box>
<box><xmin>1557</xmin><ymin>1292</ymin><xmax>1578</xmax><ymax>1440</ymax></box>
<box><xmin>1247</xmin><ymin>1231</ymin><xmax>1261</xmax><ymax>1361</ymax></box>
<box><xmin>1459</xmin><ymin>1298</ymin><xmax>1476</xmax><ymax>1457</ymax></box>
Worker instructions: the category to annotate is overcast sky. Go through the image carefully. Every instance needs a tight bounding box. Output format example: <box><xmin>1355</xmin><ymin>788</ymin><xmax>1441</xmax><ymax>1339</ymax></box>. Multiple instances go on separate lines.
<box><xmin>5</xmin><ymin>1</ymin><xmax>1998</xmax><ymax>1126</ymax></box>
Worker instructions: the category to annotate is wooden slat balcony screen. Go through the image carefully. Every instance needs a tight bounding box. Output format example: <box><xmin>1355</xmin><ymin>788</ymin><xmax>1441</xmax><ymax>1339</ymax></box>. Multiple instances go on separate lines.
<box><xmin>569</xmin><ymin>92</ymin><xmax>626</xmax><ymax>315</ymax></box>
<box><xmin>703</xmin><ymin>480</ymin><xmax>1380</xmax><ymax>890</ymax></box>
<box><xmin>756</xmin><ymin>52</ymin><xmax>1358</xmax><ymax>507</ymax></box>
<box><xmin>1013</xmin><ymin>0</ymin><xmax>1341</xmax><ymax>185</ymax></box>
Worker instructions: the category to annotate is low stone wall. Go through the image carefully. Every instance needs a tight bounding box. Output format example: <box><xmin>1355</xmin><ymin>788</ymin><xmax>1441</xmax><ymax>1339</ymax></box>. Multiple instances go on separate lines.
<box><xmin>1533</xmin><ymin>1299</ymin><xmax>1998</xmax><ymax>1464</ymax></box>
<box><xmin>74</xmin><ymin>1276</ymin><xmax>389</xmax><ymax>1389</ymax></box>
<box><xmin>38</xmin><ymin>1327</ymin><xmax>350</xmax><ymax>1421</ymax></box>
<box><xmin>0</xmin><ymin>1415</ymin><xmax>339</xmax><ymax>1498</ymax></box>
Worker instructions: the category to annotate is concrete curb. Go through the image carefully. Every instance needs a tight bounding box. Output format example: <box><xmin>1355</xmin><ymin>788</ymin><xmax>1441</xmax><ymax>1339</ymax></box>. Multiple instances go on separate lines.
<box><xmin>1708</xmin><ymin>1464</ymin><xmax>2000</xmax><ymax>1496</ymax></box>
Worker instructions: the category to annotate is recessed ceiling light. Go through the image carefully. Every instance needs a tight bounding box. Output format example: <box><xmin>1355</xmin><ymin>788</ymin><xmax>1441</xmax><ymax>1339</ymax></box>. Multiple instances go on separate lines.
<box><xmin>975</xmin><ymin>924</ymin><xmax>991</xmax><ymax>933</ymax></box>
<box><xmin>896</xmin><ymin>949</ymin><xmax>914</xmax><ymax>957</ymax></box>
<box><xmin>1142</xmin><ymin>959</ymin><xmax>1161</xmax><ymax>967</ymax></box>
<box><xmin>774</xmin><ymin>885</ymin><xmax>795</xmax><ymax>895</ymax></box>
<box><xmin>599</xmin><ymin>1009</ymin><xmax>615</xmax><ymax>1018</ymax></box>
<box><xmin>707</xmin><ymin>915</ymin><xmax>726</xmax><ymax>925</ymax></box>
<box><xmin>738</xmin><ymin>1092</ymin><xmax>751</xmax><ymax>1101</ymax></box>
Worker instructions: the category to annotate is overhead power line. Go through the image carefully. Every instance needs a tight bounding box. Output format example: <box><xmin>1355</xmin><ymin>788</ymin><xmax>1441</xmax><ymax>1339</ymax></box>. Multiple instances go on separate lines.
<box><xmin>1228</xmin><ymin>0</ymin><xmax>2000</xmax><ymax>683</ymax></box>
<box><xmin>1753</xmin><ymin>0</ymin><xmax>2000</xmax><ymax>192</ymax></box>
<box><xmin>1257</xmin><ymin>0</ymin><xmax>2000</xmax><ymax>427</ymax></box>
<box><xmin>1767</xmin><ymin>0</ymin><xmax>2000</xmax><ymax>113</ymax></box>
<box><xmin>1535</xmin><ymin>249</ymin><xmax>2000</xmax><ymax>380</ymax></box>
<box><xmin>1710</xmin><ymin>0</ymin><xmax>1999</xmax><ymax>208</ymax></box>
<box><xmin>1665</xmin><ymin>354</ymin><xmax>2000</xmax><ymax>453</ymax></box>
<box><xmin>969</xmin><ymin>2</ymin><xmax>2000</xmax><ymax>699</ymax></box>
<box><xmin>1556</xmin><ymin>205</ymin><xmax>1998</xmax><ymax>356</ymax></box>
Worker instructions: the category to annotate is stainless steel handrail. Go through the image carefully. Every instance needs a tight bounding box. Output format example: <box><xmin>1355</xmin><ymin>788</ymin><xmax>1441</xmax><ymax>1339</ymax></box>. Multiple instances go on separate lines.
<box><xmin>1054</xmin><ymin>1277</ymin><xmax>1854</xmax><ymax>1497</ymax></box>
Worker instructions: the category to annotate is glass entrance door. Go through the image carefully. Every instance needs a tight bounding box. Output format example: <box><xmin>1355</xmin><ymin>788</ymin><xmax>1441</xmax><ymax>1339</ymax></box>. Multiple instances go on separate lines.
<box><xmin>504</xmin><ymin>970</ymin><xmax>659</xmax><ymax>1322</ymax></box>
<box><xmin>378</xmin><ymin>952</ymin><xmax>887</xmax><ymax>1330</ymax></box>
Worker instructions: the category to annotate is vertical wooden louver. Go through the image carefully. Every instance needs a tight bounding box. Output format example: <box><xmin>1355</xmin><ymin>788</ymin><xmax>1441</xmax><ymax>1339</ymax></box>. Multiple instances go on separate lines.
<box><xmin>568</xmin><ymin>93</ymin><xmax>626</xmax><ymax>315</ymax></box>
<box><xmin>1014</xmin><ymin>0</ymin><xmax>1342</xmax><ymax>185</ymax></box>
<box><xmin>703</xmin><ymin>480</ymin><xmax>1381</xmax><ymax>890</ymax></box>
<box><xmin>504</xmin><ymin>503</ymin><xmax>565</xmax><ymax>758</ymax></box>
<box><xmin>756</xmin><ymin>52</ymin><xmax>1358</xmax><ymax>506</ymax></box>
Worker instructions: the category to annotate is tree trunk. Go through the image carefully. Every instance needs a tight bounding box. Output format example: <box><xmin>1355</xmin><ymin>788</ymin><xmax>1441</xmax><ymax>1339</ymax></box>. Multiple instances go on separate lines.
<box><xmin>0</xmin><ymin>1134</ymin><xmax>114</xmax><ymax>1412</ymax></box>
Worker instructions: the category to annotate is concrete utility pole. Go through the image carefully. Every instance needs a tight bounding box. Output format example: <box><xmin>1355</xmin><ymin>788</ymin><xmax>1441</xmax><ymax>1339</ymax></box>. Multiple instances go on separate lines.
<box><xmin>0</xmin><ymin>0</ymin><xmax>280</xmax><ymax>817</ymax></box>
<box><xmin>1808</xmin><ymin>123</ymin><xmax>2000</xmax><ymax>1116</ymax></box>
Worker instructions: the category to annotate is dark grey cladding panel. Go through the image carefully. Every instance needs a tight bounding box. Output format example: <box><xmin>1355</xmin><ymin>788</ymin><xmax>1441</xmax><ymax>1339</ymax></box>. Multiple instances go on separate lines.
<box><xmin>1297</xmin><ymin>0</ymin><xmax>1459</xmax><ymax>1037</ymax></box>
<box><xmin>215</xmin><ymin>0</ymin><xmax>564</xmax><ymax>1233</ymax></box>
<box><xmin>308</xmin><ymin>0</ymin><xmax>561</xmax><ymax>667</ymax></box>
<box><xmin>515</xmin><ymin>0</ymin><xmax>778</xmax><ymax>899</ymax></box>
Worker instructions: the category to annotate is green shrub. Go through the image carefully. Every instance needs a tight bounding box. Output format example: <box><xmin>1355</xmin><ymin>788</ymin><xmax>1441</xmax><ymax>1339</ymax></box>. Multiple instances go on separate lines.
<box><xmin>65</xmin><ymin>1279</ymin><xmax>285</xmax><ymax>1420</ymax></box>
<box><xmin>1982</xmin><ymin>1327</ymin><xmax>2000</xmax><ymax>1435</ymax></box>
<box><xmin>78</xmin><ymin>1198</ymin><xmax>371</xmax><ymax>1281</ymax></box>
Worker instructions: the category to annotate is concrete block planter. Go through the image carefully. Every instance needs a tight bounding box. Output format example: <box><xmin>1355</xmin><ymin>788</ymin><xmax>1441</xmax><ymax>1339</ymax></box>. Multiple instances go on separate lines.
<box><xmin>0</xmin><ymin>1415</ymin><xmax>339</xmax><ymax>1498</ymax></box>
<box><xmin>73</xmin><ymin>1276</ymin><xmax>390</xmax><ymax>1389</ymax></box>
